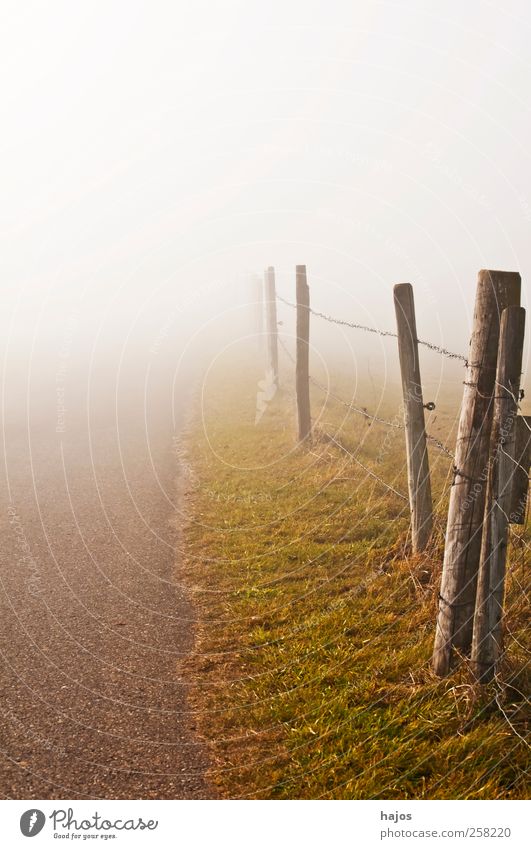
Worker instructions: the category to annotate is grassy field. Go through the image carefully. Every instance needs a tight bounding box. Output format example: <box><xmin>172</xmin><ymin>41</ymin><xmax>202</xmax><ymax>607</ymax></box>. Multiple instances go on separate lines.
<box><xmin>180</xmin><ymin>354</ymin><xmax>529</xmax><ymax>799</ymax></box>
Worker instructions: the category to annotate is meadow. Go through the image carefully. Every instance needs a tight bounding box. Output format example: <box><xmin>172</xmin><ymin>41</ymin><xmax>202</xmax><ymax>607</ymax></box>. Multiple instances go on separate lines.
<box><xmin>180</xmin><ymin>356</ymin><xmax>529</xmax><ymax>799</ymax></box>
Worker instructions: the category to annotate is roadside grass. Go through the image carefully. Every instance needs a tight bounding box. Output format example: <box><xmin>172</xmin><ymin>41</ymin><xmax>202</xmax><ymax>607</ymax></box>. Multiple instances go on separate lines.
<box><xmin>180</xmin><ymin>357</ymin><xmax>529</xmax><ymax>799</ymax></box>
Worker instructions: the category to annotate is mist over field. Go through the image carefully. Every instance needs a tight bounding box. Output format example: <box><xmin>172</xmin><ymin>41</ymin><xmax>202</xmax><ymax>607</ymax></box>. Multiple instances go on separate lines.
<box><xmin>1</xmin><ymin>0</ymin><xmax>530</xmax><ymax>410</ymax></box>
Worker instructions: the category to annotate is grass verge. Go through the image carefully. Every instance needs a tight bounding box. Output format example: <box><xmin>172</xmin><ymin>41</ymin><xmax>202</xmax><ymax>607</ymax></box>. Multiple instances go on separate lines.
<box><xmin>180</xmin><ymin>359</ymin><xmax>529</xmax><ymax>799</ymax></box>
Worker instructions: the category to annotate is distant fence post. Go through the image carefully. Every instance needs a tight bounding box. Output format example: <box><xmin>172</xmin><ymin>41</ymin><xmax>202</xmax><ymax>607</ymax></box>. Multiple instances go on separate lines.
<box><xmin>252</xmin><ymin>273</ymin><xmax>264</xmax><ymax>353</ymax></box>
<box><xmin>471</xmin><ymin>306</ymin><xmax>526</xmax><ymax>683</ymax></box>
<box><xmin>393</xmin><ymin>283</ymin><xmax>433</xmax><ymax>553</ymax></box>
<box><xmin>296</xmin><ymin>265</ymin><xmax>311</xmax><ymax>442</ymax></box>
<box><xmin>508</xmin><ymin>415</ymin><xmax>531</xmax><ymax>525</ymax></box>
<box><xmin>432</xmin><ymin>270</ymin><xmax>521</xmax><ymax>677</ymax></box>
<box><xmin>264</xmin><ymin>266</ymin><xmax>279</xmax><ymax>385</ymax></box>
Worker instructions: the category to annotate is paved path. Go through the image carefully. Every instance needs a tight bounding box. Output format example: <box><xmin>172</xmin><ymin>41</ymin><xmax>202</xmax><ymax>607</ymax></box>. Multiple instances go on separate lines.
<box><xmin>0</xmin><ymin>368</ymin><xmax>211</xmax><ymax>799</ymax></box>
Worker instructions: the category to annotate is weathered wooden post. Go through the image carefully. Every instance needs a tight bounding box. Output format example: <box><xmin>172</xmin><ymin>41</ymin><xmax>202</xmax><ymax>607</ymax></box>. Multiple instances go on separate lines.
<box><xmin>433</xmin><ymin>270</ymin><xmax>521</xmax><ymax>677</ymax></box>
<box><xmin>252</xmin><ymin>273</ymin><xmax>264</xmax><ymax>353</ymax></box>
<box><xmin>509</xmin><ymin>416</ymin><xmax>531</xmax><ymax>524</ymax></box>
<box><xmin>471</xmin><ymin>306</ymin><xmax>526</xmax><ymax>683</ymax></box>
<box><xmin>264</xmin><ymin>266</ymin><xmax>279</xmax><ymax>386</ymax></box>
<box><xmin>393</xmin><ymin>283</ymin><xmax>433</xmax><ymax>553</ymax></box>
<box><xmin>296</xmin><ymin>265</ymin><xmax>311</xmax><ymax>442</ymax></box>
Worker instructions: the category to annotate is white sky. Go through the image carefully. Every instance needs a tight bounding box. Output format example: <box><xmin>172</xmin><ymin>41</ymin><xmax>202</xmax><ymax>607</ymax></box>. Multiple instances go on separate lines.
<box><xmin>0</xmin><ymin>0</ymin><xmax>530</xmax><ymax>383</ymax></box>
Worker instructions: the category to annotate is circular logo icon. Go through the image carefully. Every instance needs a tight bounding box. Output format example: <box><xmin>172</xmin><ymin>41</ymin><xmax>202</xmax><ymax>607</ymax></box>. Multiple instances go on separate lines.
<box><xmin>20</xmin><ymin>810</ymin><xmax>46</xmax><ymax>837</ymax></box>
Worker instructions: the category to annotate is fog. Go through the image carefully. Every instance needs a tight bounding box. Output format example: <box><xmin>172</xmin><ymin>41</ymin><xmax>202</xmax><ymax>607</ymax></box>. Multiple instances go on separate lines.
<box><xmin>1</xmin><ymin>1</ymin><xmax>530</xmax><ymax>420</ymax></box>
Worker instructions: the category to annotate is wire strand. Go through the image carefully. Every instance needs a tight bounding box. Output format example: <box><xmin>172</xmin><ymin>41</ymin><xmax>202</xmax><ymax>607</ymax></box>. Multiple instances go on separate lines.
<box><xmin>277</xmin><ymin>294</ymin><xmax>467</xmax><ymax>362</ymax></box>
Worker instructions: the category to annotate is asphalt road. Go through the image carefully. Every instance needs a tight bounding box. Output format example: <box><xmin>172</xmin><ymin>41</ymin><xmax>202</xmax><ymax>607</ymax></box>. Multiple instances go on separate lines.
<box><xmin>0</xmin><ymin>364</ymin><xmax>212</xmax><ymax>799</ymax></box>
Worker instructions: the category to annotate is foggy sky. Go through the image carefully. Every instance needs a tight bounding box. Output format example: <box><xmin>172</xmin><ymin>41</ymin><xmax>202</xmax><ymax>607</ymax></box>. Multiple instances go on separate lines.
<box><xmin>1</xmin><ymin>1</ymin><xmax>530</xmax><ymax>398</ymax></box>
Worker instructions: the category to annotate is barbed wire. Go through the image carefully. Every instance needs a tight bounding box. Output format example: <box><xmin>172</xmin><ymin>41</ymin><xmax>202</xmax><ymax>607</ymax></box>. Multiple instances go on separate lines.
<box><xmin>277</xmin><ymin>294</ymin><xmax>468</xmax><ymax>363</ymax></box>
<box><xmin>424</xmin><ymin>433</ymin><xmax>456</xmax><ymax>459</ymax></box>
<box><xmin>323</xmin><ymin>431</ymin><xmax>409</xmax><ymax>502</ymax></box>
<box><xmin>278</xmin><ymin>337</ymin><xmax>455</xmax><ymax>459</ymax></box>
<box><xmin>310</xmin><ymin>374</ymin><xmax>403</xmax><ymax>430</ymax></box>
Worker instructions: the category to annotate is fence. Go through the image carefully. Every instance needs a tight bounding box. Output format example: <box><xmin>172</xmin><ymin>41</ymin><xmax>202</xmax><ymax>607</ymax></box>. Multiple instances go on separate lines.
<box><xmin>254</xmin><ymin>266</ymin><xmax>529</xmax><ymax>684</ymax></box>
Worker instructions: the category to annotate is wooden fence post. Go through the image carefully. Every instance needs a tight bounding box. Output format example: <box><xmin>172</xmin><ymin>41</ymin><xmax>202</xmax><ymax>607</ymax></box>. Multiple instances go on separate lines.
<box><xmin>296</xmin><ymin>265</ymin><xmax>311</xmax><ymax>442</ymax></box>
<box><xmin>252</xmin><ymin>273</ymin><xmax>264</xmax><ymax>353</ymax></box>
<box><xmin>264</xmin><ymin>266</ymin><xmax>279</xmax><ymax>386</ymax></box>
<box><xmin>471</xmin><ymin>306</ymin><xmax>526</xmax><ymax>683</ymax></box>
<box><xmin>509</xmin><ymin>415</ymin><xmax>531</xmax><ymax>525</ymax></box>
<box><xmin>432</xmin><ymin>270</ymin><xmax>521</xmax><ymax>676</ymax></box>
<box><xmin>393</xmin><ymin>283</ymin><xmax>433</xmax><ymax>553</ymax></box>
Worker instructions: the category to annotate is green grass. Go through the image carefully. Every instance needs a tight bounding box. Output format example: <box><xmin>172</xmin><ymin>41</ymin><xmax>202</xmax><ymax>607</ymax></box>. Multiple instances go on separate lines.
<box><xmin>181</xmin><ymin>358</ymin><xmax>529</xmax><ymax>799</ymax></box>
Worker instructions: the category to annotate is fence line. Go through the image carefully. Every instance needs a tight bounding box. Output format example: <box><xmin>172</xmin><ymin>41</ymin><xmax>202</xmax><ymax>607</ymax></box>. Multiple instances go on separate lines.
<box><xmin>277</xmin><ymin>337</ymin><xmax>411</xmax><ymax>500</ymax></box>
<box><xmin>278</xmin><ymin>335</ymin><xmax>453</xmax><ymax>519</ymax></box>
<box><xmin>278</xmin><ymin>336</ymin><xmax>455</xmax><ymax>458</ymax></box>
<box><xmin>262</xmin><ymin>266</ymin><xmax>528</xmax><ymax>685</ymax></box>
<box><xmin>276</xmin><ymin>294</ymin><xmax>468</xmax><ymax>362</ymax></box>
